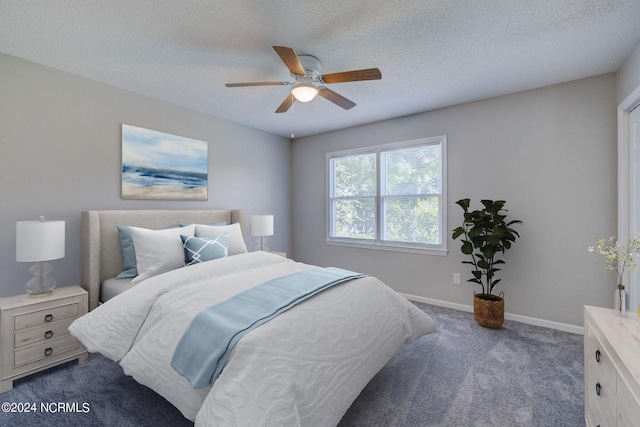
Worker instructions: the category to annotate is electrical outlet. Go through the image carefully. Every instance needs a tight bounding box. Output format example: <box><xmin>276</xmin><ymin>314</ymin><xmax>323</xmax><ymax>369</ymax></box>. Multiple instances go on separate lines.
<box><xmin>453</xmin><ymin>273</ymin><xmax>461</xmax><ymax>285</ymax></box>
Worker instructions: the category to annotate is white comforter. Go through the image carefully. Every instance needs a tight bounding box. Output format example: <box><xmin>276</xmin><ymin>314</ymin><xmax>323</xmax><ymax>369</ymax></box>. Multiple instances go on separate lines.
<box><xmin>69</xmin><ymin>252</ymin><xmax>436</xmax><ymax>426</ymax></box>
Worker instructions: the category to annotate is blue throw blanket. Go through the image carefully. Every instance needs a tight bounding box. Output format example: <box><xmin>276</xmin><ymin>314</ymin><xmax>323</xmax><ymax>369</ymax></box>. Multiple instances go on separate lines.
<box><xmin>171</xmin><ymin>267</ymin><xmax>366</xmax><ymax>388</ymax></box>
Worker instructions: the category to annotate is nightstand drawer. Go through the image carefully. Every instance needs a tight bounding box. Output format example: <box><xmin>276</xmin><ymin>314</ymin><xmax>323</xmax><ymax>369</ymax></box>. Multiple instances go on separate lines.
<box><xmin>14</xmin><ymin>335</ymin><xmax>81</xmax><ymax>367</ymax></box>
<box><xmin>14</xmin><ymin>302</ymin><xmax>79</xmax><ymax>330</ymax></box>
<box><xmin>14</xmin><ymin>318</ymin><xmax>75</xmax><ymax>348</ymax></box>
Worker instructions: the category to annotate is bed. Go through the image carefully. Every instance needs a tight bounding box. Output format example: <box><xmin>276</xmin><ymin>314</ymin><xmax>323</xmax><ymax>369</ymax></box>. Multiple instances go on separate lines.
<box><xmin>71</xmin><ymin>209</ymin><xmax>436</xmax><ymax>426</ymax></box>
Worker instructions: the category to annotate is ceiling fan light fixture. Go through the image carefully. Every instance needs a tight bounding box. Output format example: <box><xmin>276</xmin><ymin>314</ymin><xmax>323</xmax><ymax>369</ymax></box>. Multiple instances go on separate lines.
<box><xmin>291</xmin><ymin>83</ymin><xmax>319</xmax><ymax>102</ymax></box>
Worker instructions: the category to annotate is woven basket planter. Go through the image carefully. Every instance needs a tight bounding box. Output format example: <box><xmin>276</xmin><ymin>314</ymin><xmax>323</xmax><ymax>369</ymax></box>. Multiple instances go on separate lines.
<box><xmin>473</xmin><ymin>292</ymin><xmax>504</xmax><ymax>328</ymax></box>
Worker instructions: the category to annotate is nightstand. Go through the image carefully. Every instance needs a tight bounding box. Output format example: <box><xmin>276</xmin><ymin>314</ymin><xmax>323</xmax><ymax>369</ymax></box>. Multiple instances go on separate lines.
<box><xmin>0</xmin><ymin>286</ymin><xmax>88</xmax><ymax>393</ymax></box>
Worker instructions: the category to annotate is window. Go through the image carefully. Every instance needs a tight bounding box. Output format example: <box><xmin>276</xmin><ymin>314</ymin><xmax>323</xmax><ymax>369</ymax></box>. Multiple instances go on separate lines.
<box><xmin>327</xmin><ymin>136</ymin><xmax>447</xmax><ymax>255</ymax></box>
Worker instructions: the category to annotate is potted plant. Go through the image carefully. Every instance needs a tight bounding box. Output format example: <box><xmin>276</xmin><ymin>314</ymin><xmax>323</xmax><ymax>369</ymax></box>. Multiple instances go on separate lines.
<box><xmin>452</xmin><ymin>199</ymin><xmax>522</xmax><ymax>328</ymax></box>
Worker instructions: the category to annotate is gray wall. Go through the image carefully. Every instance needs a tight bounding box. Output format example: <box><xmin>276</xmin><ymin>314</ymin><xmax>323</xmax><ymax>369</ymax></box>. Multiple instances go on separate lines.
<box><xmin>0</xmin><ymin>53</ymin><xmax>291</xmax><ymax>298</ymax></box>
<box><xmin>618</xmin><ymin>40</ymin><xmax>640</xmax><ymax>104</ymax></box>
<box><xmin>0</xmin><ymin>50</ymin><xmax>624</xmax><ymax>327</ymax></box>
<box><xmin>291</xmin><ymin>74</ymin><xmax>617</xmax><ymax>327</ymax></box>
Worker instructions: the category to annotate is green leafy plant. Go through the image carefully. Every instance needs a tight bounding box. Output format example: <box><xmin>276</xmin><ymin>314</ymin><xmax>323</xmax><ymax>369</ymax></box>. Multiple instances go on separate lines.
<box><xmin>452</xmin><ymin>199</ymin><xmax>522</xmax><ymax>295</ymax></box>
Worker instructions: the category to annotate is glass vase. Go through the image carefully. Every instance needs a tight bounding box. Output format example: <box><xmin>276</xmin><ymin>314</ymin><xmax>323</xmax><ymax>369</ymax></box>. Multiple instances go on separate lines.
<box><xmin>614</xmin><ymin>285</ymin><xmax>627</xmax><ymax>313</ymax></box>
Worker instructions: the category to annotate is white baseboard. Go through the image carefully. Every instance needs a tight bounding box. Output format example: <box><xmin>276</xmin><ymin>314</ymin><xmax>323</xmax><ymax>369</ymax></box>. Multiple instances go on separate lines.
<box><xmin>402</xmin><ymin>293</ymin><xmax>584</xmax><ymax>335</ymax></box>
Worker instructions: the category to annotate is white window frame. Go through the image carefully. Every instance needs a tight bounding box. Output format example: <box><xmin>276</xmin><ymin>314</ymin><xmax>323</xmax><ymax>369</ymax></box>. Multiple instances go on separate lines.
<box><xmin>326</xmin><ymin>136</ymin><xmax>447</xmax><ymax>256</ymax></box>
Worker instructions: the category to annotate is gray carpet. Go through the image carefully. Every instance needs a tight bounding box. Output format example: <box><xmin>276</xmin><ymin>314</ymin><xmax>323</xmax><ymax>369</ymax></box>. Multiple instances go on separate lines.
<box><xmin>0</xmin><ymin>303</ymin><xmax>584</xmax><ymax>427</ymax></box>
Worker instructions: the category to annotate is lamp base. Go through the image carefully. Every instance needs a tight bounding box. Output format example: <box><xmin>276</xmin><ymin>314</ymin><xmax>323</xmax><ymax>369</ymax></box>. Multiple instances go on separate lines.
<box><xmin>25</xmin><ymin>261</ymin><xmax>56</xmax><ymax>298</ymax></box>
<box><xmin>29</xmin><ymin>290</ymin><xmax>53</xmax><ymax>299</ymax></box>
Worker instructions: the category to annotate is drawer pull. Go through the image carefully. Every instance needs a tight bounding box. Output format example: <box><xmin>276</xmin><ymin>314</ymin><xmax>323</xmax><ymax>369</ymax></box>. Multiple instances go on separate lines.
<box><xmin>44</xmin><ymin>347</ymin><xmax>53</xmax><ymax>357</ymax></box>
<box><xmin>44</xmin><ymin>314</ymin><xmax>53</xmax><ymax>322</ymax></box>
<box><xmin>44</xmin><ymin>330</ymin><xmax>53</xmax><ymax>339</ymax></box>
<box><xmin>596</xmin><ymin>382</ymin><xmax>601</xmax><ymax>396</ymax></box>
<box><xmin>595</xmin><ymin>349</ymin><xmax>600</xmax><ymax>363</ymax></box>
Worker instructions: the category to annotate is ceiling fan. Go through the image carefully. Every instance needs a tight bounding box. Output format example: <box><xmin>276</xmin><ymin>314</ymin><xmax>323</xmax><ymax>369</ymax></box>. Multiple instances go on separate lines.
<box><xmin>225</xmin><ymin>46</ymin><xmax>382</xmax><ymax>113</ymax></box>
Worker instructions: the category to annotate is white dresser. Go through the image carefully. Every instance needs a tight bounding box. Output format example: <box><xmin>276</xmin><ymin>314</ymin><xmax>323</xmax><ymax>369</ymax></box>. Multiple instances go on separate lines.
<box><xmin>584</xmin><ymin>306</ymin><xmax>640</xmax><ymax>426</ymax></box>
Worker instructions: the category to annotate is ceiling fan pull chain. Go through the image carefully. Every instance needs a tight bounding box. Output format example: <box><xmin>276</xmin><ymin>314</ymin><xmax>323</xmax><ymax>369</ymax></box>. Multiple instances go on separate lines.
<box><xmin>315</xmin><ymin>95</ymin><xmax>319</xmax><ymax>134</ymax></box>
<box><xmin>290</xmin><ymin>94</ymin><xmax>296</xmax><ymax>139</ymax></box>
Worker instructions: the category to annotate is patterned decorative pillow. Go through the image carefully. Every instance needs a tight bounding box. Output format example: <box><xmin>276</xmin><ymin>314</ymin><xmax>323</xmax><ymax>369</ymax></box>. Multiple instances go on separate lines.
<box><xmin>181</xmin><ymin>234</ymin><xmax>229</xmax><ymax>266</ymax></box>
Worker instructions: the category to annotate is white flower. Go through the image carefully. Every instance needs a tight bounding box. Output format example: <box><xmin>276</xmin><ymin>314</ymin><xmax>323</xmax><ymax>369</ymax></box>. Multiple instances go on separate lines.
<box><xmin>588</xmin><ymin>236</ymin><xmax>640</xmax><ymax>286</ymax></box>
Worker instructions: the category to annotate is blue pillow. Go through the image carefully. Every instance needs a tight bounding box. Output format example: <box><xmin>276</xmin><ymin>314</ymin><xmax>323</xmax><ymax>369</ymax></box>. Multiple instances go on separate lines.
<box><xmin>116</xmin><ymin>226</ymin><xmax>137</xmax><ymax>279</ymax></box>
<box><xmin>181</xmin><ymin>234</ymin><xmax>229</xmax><ymax>266</ymax></box>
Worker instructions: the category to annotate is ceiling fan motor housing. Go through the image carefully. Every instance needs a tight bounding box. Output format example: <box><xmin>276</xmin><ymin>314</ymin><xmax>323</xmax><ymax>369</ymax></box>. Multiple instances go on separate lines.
<box><xmin>294</xmin><ymin>55</ymin><xmax>322</xmax><ymax>82</ymax></box>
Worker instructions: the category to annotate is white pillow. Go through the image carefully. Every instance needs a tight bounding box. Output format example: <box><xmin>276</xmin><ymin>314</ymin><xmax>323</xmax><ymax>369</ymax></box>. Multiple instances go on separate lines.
<box><xmin>130</xmin><ymin>225</ymin><xmax>195</xmax><ymax>283</ymax></box>
<box><xmin>195</xmin><ymin>223</ymin><xmax>247</xmax><ymax>255</ymax></box>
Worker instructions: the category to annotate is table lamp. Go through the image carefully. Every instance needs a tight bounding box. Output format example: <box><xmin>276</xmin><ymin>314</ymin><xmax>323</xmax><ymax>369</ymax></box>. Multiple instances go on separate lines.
<box><xmin>250</xmin><ymin>214</ymin><xmax>274</xmax><ymax>251</ymax></box>
<box><xmin>16</xmin><ymin>216</ymin><xmax>65</xmax><ymax>298</ymax></box>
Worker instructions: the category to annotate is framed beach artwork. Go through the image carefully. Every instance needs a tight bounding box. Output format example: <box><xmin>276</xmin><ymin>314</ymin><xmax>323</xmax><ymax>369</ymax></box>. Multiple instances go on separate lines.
<box><xmin>121</xmin><ymin>124</ymin><xmax>208</xmax><ymax>200</ymax></box>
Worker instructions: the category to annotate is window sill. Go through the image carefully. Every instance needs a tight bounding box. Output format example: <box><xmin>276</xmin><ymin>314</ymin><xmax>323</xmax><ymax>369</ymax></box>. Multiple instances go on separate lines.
<box><xmin>326</xmin><ymin>239</ymin><xmax>448</xmax><ymax>256</ymax></box>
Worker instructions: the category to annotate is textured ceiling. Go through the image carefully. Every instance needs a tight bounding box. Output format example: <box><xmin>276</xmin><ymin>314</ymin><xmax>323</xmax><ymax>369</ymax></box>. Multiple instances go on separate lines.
<box><xmin>1</xmin><ymin>0</ymin><xmax>640</xmax><ymax>138</ymax></box>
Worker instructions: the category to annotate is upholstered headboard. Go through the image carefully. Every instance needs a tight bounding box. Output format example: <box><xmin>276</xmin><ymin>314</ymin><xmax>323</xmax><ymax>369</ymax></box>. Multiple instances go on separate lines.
<box><xmin>81</xmin><ymin>209</ymin><xmax>245</xmax><ymax>311</ymax></box>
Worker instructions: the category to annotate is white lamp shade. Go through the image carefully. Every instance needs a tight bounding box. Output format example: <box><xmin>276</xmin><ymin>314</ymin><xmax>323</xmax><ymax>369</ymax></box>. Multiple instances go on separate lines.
<box><xmin>291</xmin><ymin>83</ymin><xmax>319</xmax><ymax>103</ymax></box>
<box><xmin>16</xmin><ymin>219</ymin><xmax>65</xmax><ymax>262</ymax></box>
<box><xmin>250</xmin><ymin>215</ymin><xmax>274</xmax><ymax>237</ymax></box>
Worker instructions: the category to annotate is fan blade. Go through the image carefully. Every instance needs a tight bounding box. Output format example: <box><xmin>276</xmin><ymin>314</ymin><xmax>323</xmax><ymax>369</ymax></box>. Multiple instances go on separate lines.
<box><xmin>321</xmin><ymin>68</ymin><xmax>382</xmax><ymax>84</ymax></box>
<box><xmin>318</xmin><ymin>87</ymin><xmax>356</xmax><ymax>110</ymax></box>
<box><xmin>225</xmin><ymin>81</ymin><xmax>288</xmax><ymax>87</ymax></box>
<box><xmin>275</xmin><ymin>94</ymin><xmax>296</xmax><ymax>113</ymax></box>
<box><xmin>273</xmin><ymin>46</ymin><xmax>306</xmax><ymax>76</ymax></box>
